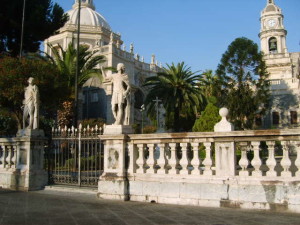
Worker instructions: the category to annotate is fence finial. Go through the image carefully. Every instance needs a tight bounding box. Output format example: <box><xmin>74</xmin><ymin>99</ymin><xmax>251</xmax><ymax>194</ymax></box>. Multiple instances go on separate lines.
<box><xmin>214</xmin><ymin>108</ymin><xmax>234</xmax><ymax>132</ymax></box>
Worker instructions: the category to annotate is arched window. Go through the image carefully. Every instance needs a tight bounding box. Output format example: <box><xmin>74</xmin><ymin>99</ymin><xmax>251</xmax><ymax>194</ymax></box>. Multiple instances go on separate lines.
<box><xmin>269</xmin><ymin>37</ymin><xmax>277</xmax><ymax>53</ymax></box>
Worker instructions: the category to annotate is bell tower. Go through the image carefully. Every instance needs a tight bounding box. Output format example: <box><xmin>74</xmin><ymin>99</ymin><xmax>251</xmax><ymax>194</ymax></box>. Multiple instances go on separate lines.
<box><xmin>259</xmin><ymin>0</ymin><xmax>287</xmax><ymax>55</ymax></box>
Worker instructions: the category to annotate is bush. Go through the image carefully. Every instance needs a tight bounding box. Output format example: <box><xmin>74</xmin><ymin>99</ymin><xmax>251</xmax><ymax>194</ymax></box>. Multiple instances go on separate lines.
<box><xmin>143</xmin><ymin>125</ymin><xmax>157</xmax><ymax>134</ymax></box>
<box><xmin>193</xmin><ymin>102</ymin><xmax>221</xmax><ymax>132</ymax></box>
<box><xmin>0</xmin><ymin>110</ymin><xmax>18</xmax><ymax>136</ymax></box>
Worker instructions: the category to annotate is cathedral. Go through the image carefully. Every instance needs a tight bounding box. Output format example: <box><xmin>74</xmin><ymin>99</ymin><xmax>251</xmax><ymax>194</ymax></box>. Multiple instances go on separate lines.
<box><xmin>259</xmin><ymin>0</ymin><xmax>300</xmax><ymax>128</ymax></box>
<box><xmin>44</xmin><ymin>0</ymin><xmax>161</xmax><ymax>125</ymax></box>
<box><xmin>44</xmin><ymin>0</ymin><xmax>300</xmax><ymax>129</ymax></box>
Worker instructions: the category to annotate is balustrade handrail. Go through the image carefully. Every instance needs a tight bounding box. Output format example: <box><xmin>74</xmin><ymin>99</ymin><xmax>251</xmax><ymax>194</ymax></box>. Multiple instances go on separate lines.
<box><xmin>106</xmin><ymin>128</ymin><xmax>300</xmax><ymax>179</ymax></box>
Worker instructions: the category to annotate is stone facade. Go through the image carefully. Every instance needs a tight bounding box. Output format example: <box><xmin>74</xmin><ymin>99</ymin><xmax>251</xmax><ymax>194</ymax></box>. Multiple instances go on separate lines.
<box><xmin>44</xmin><ymin>0</ymin><xmax>161</xmax><ymax>125</ymax></box>
<box><xmin>259</xmin><ymin>0</ymin><xmax>300</xmax><ymax>128</ymax></box>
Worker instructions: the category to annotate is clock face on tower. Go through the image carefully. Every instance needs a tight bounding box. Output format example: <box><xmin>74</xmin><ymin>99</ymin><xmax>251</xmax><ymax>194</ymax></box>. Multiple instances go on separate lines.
<box><xmin>267</xmin><ymin>19</ymin><xmax>276</xmax><ymax>28</ymax></box>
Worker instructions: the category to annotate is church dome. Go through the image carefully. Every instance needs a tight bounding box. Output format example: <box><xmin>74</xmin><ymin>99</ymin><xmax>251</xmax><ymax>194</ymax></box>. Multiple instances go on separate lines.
<box><xmin>66</xmin><ymin>0</ymin><xmax>111</xmax><ymax>29</ymax></box>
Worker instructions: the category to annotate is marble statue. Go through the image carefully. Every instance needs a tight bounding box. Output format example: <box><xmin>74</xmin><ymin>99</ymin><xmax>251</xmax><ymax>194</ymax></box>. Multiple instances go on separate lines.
<box><xmin>22</xmin><ymin>77</ymin><xmax>39</xmax><ymax>129</ymax></box>
<box><xmin>101</xmin><ymin>63</ymin><xmax>131</xmax><ymax>125</ymax></box>
<box><xmin>157</xmin><ymin>103</ymin><xmax>166</xmax><ymax>132</ymax></box>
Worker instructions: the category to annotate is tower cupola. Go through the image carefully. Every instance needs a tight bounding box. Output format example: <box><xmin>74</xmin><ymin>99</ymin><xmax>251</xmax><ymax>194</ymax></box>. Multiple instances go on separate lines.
<box><xmin>259</xmin><ymin>0</ymin><xmax>287</xmax><ymax>54</ymax></box>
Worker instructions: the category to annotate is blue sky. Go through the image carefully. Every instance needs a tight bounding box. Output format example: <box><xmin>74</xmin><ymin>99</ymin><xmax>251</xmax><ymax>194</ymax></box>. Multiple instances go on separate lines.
<box><xmin>53</xmin><ymin>0</ymin><xmax>300</xmax><ymax>72</ymax></box>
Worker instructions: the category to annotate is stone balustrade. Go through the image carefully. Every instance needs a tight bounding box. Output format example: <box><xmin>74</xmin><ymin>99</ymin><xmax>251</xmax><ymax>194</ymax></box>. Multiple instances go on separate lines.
<box><xmin>0</xmin><ymin>139</ymin><xmax>17</xmax><ymax>170</ymax></box>
<box><xmin>98</xmin><ymin>129</ymin><xmax>300</xmax><ymax>212</ymax></box>
<box><xmin>0</xmin><ymin>133</ymin><xmax>47</xmax><ymax>191</ymax></box>
<box><xmin>126</xmin><ymin>130</ymin><xmax>300</xmax><ymax>179</ymax></box>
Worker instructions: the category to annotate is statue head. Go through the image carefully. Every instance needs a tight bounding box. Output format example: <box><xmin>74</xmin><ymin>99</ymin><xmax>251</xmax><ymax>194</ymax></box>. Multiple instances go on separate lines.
<box><xmin>28</xmin><ymin>77</ymin><xmax>34</xmax><ymax>84</ymax></box>
<box><xmin>117</xmin><ymin>63</ymin><xmax>125</xmax><ymax>73</ymax></box>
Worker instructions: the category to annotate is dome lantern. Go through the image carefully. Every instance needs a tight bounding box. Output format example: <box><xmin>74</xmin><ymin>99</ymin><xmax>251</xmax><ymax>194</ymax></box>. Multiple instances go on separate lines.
<box><xmin>73</xmin><ymin>0</ymin><xmax>95</xmax><ymax>10</ymax></box>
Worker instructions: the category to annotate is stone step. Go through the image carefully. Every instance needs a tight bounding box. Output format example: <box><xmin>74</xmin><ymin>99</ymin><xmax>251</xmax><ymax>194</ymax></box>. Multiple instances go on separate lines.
<box><xmin>44</xmin><ymin>185</ymin><xmax>97</xmax><ymax>195</ymax></box>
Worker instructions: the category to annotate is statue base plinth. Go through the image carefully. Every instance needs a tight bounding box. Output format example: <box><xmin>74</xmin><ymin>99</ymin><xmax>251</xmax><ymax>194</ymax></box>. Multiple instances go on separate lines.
<box><xmin>17</xmin><ymin>129</ymin><xmax>45</xmax><ymax>137</ymax></box>
<box><xmin>103</xmin><ymin>125</ymin><xmax>133</xmax><ymax>135</ymax></box>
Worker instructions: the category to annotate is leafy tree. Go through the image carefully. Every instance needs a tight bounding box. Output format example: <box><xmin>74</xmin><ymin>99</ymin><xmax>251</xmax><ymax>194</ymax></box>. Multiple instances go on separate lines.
<box><xmin>0</xmin><ymin>55</ymin><xmax>67</xmax><ymax>129</ymax></box>
<box><xmin>199</xmin><ymin>70</ymin><xmax>223</xmax><ymax>101</ymax></box>
<box><xmin>193</xmin><ymin>97</ymin><xmax>221</xmax><ymax>132</ymax></box>
<box><xmin>216</xmin><ymin>37</ymin><xmax>270</xmax><ymax>130</ymax></box>
<box><xmin>143</xmin><ymin>62</ymin><xmax>204</xmax><ymax>131</ymax></box>
<box><xmin>0</xmin><ymin>0</ymin><xmax>68</xmax><ymax>56</ymax></box>
<box><xmin>47</xmin><ymin>43</ymin><xmax>106</xmax><ymax>98</ymax></box>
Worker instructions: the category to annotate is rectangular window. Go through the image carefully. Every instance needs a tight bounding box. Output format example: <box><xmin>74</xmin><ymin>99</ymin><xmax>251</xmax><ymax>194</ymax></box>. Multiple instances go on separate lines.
<box><xmin>272</xmin><ymin>112</ymin><xmax>279</xmax><ymax>125</ymax></box>
<box><xmin>291</xmin><ymin>111</ymin><xmax>297</xmax><ymax>124</ymax></box>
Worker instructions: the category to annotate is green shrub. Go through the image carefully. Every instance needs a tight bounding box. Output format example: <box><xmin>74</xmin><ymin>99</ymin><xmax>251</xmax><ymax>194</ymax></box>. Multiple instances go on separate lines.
<box><xmin>143</xmin><ymin>125</ymin><xmax>157</xmax><ymax>134</ymax></box>
<box><xmin>193</xmin><ymin>102</ymin><xmax>221</xmax><ymax>132</ymax></box>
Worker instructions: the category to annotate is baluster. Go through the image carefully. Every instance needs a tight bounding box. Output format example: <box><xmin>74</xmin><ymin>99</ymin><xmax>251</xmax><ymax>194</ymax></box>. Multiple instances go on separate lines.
<box><xmin>179</xmin><ymin>143</ymin><xmax>189</xmax><ymax>175</ymax></box>
<box><xmin>295</xmin><ymin>141</ymin><xmax>300</xmax><ymax>177</ymax></box>
<box><xmin>250</xmin><ymin>141</ymin><xmax>262</xmax><ymax>177</ymax></box>
<box><xmin>168</xmin><ymin>143</ymin><xmax>179</xmax><ymax>175</ymax></box>
<box><xmin>191</xmin><ymin>142</ymin><xmax>200</xmax><ymax>175</ymax></box>
<box><xmin>11</xmin><ymin>145</ymin><xmax>17</xmax><ymax>168</ymax></box>
<box><xmin>136</xmin><ymin>144</ymin><xmax>146</xmax><ymax>174</ymax></box>
<box><xmin>7</xmin><ymin>145</ymin><xmax>12</xmax><ymax>168</ymax></box>
<box><xmin>202</xmin><ymin>142</ymin><xmax>213</xmax><ymax>176</ymax></box>
<box><xmin>147</xmin><ymin>144</ymin><xmax>156</xmax><ymax>174</ymax></box>
<box><xmin>0</xmin><ymin>144</ymin><xmax>4</xmax><ymax>169</ymax></box>
<box><xmin>266</xmin><ymin>141</ymin><xmax>277</xmax><ymax>177</ymax></box>
<box><xmin>281</xmin><ymin>141</ymin><xmax>292</xmax><ymax>177</ymax></box>
<box><xmin>2</xmin><ymin>145</ymin><xmax>7</xmax><ymax>169</ymax></box>
<box><xmin>238</xmin><ymin>142</ymin><xmax>249</xmax><ymax>176</ymax></box>
<box><xmin>157</xmin><ymin>143</ymin><xmax>167</xmax><ymax>174</ymax></box>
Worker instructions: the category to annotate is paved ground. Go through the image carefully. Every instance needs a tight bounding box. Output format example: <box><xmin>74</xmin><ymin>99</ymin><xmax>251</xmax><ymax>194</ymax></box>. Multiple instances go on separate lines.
<box><xmin>1</xmin><ymin>188</ymin><xmax>300</xmax><ymax>225</ymax></box>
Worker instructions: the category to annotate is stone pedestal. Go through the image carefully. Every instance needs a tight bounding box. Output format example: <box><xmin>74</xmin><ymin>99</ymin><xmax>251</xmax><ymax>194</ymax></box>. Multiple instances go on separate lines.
<box><xmin>3</xmin><ymin>129</ymin><xmax>48</xmax><ymax>191</ymax></box>
<box><xmin>103</xmin><ymin>125</ymin><xmax>133</xmax><ymax>135</ymax></box>
<box><xmin>17</xmin><ymin>129</ymin><xmax>45</xmax><ymax>137</ymax></box>
<box><xmin>98</xmin><ymin>132</ymin><xmax>130</xmax><ymax>200</ymax></box>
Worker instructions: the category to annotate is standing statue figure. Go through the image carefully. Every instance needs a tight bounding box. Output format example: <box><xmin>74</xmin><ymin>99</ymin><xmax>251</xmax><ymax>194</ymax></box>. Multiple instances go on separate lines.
<box><xmin>22</xmin><ymin>77</ymin><xmax>39</xmax><ymax>129</ymax></box>
<box><xmin>101</xmin><ymin>63</ymin><xmax>131</xmax><ymax>125</ymax></box>
<box><xmin>157</xmin><ymin>103</ymin><xmax>166</xmax><ymax>132</ymax></box>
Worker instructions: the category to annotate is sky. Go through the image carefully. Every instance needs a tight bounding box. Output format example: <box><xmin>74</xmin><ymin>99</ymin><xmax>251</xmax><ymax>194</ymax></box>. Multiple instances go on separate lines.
<box><xmin>53</xmin><ymin>0</ymin><xmax>300</xmax><ymax>72</ymax></box>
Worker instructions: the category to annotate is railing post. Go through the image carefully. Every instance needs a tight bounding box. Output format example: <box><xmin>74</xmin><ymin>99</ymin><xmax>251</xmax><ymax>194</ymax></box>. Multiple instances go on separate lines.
<box><xmin>281</xmin><ymin>141</ymin><xmax>292</xmax><ymax>177</ymax></box>
<box><xmin>191</xmin><ymin>142</ymin><xmax>200</xmax><ymax>175</ymax></box>
<box><xmin>98</xmin><ymin>133</ymin><xmax>130</xmax><ymax>201</ymax></box>
<box><xmin>168</xmin><ymin>143</ymin><xmax>178</xmax><ymax>175</ymax></box>
<box><xmin>202</xmin><ymin>142</ymin><xmax>213</xmax><ymax>176</ymax></box>
<box><xmin>266</xmin><ymin>141</ymin><xmax>277</xmax><ymax>177</ymax></box>
<box><xmin>136</xmin><ymin>144</ymin><xmax>146</xmax><ymax>174</ymax></box>
<box><xmin>215</xmin><ymin>142</ymin><xmax>236</xmax><ymax>177</ymax></box>
<box><xmin>157</xmin><ymin>143</ymin><xmax>167</xmax><ymax>174</ymax></box>
<box><xmin>251</xmin><ymin>141</ymin><xmax>262</xmax><ymax>177</ymax></box>
<box><xmin>238</xmin><ymin>142</ymin><xmax>250</xmax><ymax>176</ymax></box>
<box><xmin>179</xmin><ymin>143</ymin><xmax>190</xmax><ymax>175</ymax></box>
<box><xmin>295</xmin><ymin>141</ymin><xmax>300</xmax><ymax>177</ymax></box>
<box><xmin>147</xmin><ymin>144</ymin><xmax>156</xmax><ymax>174</ymax></box>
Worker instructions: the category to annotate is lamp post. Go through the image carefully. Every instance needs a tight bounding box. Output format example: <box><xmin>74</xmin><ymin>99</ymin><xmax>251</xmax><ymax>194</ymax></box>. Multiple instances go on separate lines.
<box><xmin>74</xmin><ymin>0</ymin><xmax>81</xmax><ymax>127</ymax></box>
<box><xmin>140</xmin><ymin>104</ymin><xmax>145</xmax><ymax>134</ymax></box>
<box><xmin>20</xmin><ymin>0</ymin><xmax>26</xmax><ymax>58</ymax></box>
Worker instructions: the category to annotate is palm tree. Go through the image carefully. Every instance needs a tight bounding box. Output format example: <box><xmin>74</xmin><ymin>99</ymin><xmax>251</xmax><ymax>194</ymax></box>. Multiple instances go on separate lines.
<box><xmin>47</xmin><ymin>42</ymin><xmax>106</xmax><ymax>96</ymax></box>
<box><xmin>200</xmin><ymin>70</ymin><xmax>222</xmax><ymax>100</ymax></box>
<box><xmin>143</xmin><ymin>62</ymin><xmax>204</xmax><ymax>132</ymax></box>
<box><xmin>47</xmin><ymin>42</ymin><xmax>106</xmax><ymax>126</ymax></box>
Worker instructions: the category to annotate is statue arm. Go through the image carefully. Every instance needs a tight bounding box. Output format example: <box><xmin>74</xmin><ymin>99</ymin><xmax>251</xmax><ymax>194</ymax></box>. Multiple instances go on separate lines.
<box><xmin>123</xmin><ymin>76</ymin><xmax>131</xmax><ymax>97</ymax></box>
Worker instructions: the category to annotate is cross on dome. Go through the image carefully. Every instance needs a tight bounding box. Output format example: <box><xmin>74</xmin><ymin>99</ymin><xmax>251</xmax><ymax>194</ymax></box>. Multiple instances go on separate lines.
<box><xmin>267</xmin><ymin>0</ymin><xmax>275</xmax><ymax>4</ymax></box>
<box><xmin>74</xmin><ymin>0</ymin><xmax>95</xmax><ymax>10</ymax></box>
